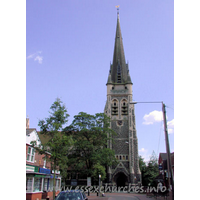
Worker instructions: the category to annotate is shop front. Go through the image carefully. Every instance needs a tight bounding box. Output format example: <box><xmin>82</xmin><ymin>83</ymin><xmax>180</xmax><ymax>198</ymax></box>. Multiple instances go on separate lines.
<box><xmin>26</xmin><ymin>165</ymin><xmax>61</xmax><ymax>200</ymax></box>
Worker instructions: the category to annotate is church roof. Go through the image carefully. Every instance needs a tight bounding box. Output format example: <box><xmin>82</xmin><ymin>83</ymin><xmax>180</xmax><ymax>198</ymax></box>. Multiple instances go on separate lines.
<box><xmin>107</xmin><ymin>13</ymin><xmax>132</xmax><ymax>85</ymax></box>
<box><xmin>26</xmin><ymin>128</ymin><xmax>37</xmax><ymax>136</ymax></box>
<box><xmin>159</xmin><ymin>152</ymin><xmax>174</xmax><ymax>161</ymax></box>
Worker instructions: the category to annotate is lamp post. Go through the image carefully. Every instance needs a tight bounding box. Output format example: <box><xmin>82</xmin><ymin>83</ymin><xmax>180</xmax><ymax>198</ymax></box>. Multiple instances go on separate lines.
<box><xmin>99</xmin><ymin>174</ymin><xmax>101</xmax><ymax>197</ymax></box>
<box><xmin>130</xmin><ymin>101</ymin><xmax>174</xmax><ymax>200</ymax></box>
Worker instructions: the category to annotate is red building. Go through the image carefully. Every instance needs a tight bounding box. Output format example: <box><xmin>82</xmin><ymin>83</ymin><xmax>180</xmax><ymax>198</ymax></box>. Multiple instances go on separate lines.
<box><xmin>26</xmin><ymin>119</ymin><xmax>61</xmax><ymax>200</ymax></box>
<box><xmin>157</xmin><ymin>152</ymin><xmax>174</xmax><ymax>188</ymax></box>
<box><xmin>158</xmin><ymin>152</ymin><xmax>174</xmax><ymax>177</ymax></box>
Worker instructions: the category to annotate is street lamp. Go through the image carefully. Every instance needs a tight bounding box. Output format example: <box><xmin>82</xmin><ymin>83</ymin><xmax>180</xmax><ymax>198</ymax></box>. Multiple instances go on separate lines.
<box><xmin>131</xmin><ymin>101</ymin><xmax>174</xmax><ymax>200</ymax></box>
<box><xmin>99</xmin><ymin>174</ymin><xmax>101</xmax><ymax>197</ymax></box>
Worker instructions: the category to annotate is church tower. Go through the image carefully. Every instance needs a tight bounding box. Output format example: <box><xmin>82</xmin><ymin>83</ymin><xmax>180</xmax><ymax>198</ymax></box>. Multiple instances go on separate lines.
<box><xmin>104</xmin><ymin>11</ymin><xmax>141</xmax><ymax>186</ymax></box>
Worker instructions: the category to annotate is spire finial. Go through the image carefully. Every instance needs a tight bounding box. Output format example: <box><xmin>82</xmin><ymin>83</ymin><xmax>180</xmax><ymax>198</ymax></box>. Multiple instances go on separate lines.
<box><xmin>115</xmin><ymin>5</ymin><xmax>120</xmax><ymax>14</ymax></box>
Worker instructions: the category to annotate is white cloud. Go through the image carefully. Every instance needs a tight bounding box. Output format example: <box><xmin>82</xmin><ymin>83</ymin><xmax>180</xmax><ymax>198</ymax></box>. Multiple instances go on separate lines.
<box><xmin>27</xmin><ymin>51</ymin><xmax>43</xmax><ymax>64</ymax></box>
<box><xmin>26</xmin><ymin>53</ymin><xmax>36</xmax><ymax>59</ymax></box>
<box><xmin>139</xmin><ymin>148</ymin><xmax>147</xmax><ymax>153</ymax></box>
<box><xmin>143</xmin><ymin>110</ymin><xmax>174</xmax><ymax>134</ymax></box>
<box><xmin>34</xmin><ymin>56</ymin><xmax>43</xmax><ymax>64</ymax></box>
<box><xmin>167</xmin><ymin>119</ymin><xmax>174</xmax><ymax>134</ymax></box>
<box><xmin>139</xmin><ymin>148</ymin><xmax>151</xmax><ymax>162</ymax></box>
<box><xmin>143</xmin><ymin>110</ymin><xmax>163</xmax><ymax>125</ymax></box>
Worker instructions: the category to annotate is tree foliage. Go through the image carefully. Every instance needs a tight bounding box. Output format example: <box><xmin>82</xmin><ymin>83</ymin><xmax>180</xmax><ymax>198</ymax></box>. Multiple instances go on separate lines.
<box><xmin>92</xmin><ymin>163</ymin><xmax>106</xmax><ymax>181</ymax></box>
<box><xmin>65</xmin><ymin>112</ymin><xmax>117</xmax><ymax>181</ymax></box>
<box><xmin>31</xmin><ymin>98</ymin><xmax>73</xmax><ymax>200</ymax></box>
<box><xmin>139</xmin><ymin>151</ymin><xmax>159</xmax><ymax>186</ymax></box>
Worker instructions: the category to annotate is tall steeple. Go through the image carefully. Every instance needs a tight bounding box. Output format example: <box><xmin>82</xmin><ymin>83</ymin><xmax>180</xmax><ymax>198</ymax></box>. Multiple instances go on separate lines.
<box><xmin>107</xmin><ymin>11</ymin><xmax>132</xmax><ymax>85</ymax></box>
<box><xmin>104</xmin><ymin>9</ymin><xmax>141</xmax><ymax>186</ymax></box>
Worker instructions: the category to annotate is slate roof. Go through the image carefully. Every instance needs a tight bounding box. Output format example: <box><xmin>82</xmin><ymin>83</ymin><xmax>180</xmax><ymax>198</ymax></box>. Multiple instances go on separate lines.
<box><xmin>160</xmin><ymin>153</ymin><xmax>168</xmax><ymax>160</ymax></box>
<box><xmin>26</xmin><ymin>128</ymin><xmax>37</xmax><ymax>136</ymax></box>
<box><xmin>37</xmin><ymin>131</ymin><xmax>64</xmax><ymax>146</ymax></box>
<box><xmin>107</xmin><ymin>13</ymin><xmax>132</xmax><ymax>85</ymax></box>
<box><xmin>26</xmin><ymin>128</ymin><xmax>49</xmax><ymax>145</ymax></box>
<box><xmin>37</xmin><ymin>132</ymin><xmax>50</xmax><ymax>145</ymax></box>
<box><xmin>160</xmin><ymin>152</ymin><xmax>174</xmax><ymax>161</ymax></box>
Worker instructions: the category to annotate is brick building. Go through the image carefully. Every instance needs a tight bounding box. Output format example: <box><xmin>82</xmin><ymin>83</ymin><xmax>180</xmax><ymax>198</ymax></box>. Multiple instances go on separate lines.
<box><xmin>26</xmin><ymin>119</ymin><xmax>61</xmax><ymax>200</ymax></box>
<box><xmin>156</xmin><ymin>152</ymin><xmax>174</xmax><ymax>188</ymax></box>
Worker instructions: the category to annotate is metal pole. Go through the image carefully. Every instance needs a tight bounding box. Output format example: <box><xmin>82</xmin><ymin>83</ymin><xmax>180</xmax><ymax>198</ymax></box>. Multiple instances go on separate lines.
<box><xmin>162</xmin><ymin>102</ymin><xmax>174</xmax><ymax>200</ymax></box>
<box><xmin>99</xmin><ymin>174</ymin><xmax>101</xmax><ymax>197</ymax></box>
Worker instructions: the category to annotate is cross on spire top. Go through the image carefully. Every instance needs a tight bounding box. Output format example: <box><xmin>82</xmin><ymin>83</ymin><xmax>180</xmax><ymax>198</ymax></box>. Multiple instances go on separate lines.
<box><xmin>115</xmin><ymin>5</ymin><xmax>120</xmax><ymax>14</ymax></box>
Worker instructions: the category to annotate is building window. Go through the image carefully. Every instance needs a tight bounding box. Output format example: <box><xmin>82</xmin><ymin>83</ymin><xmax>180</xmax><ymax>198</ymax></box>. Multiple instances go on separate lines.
<box><xmin>121</xmin><ymin>99</ymin><xmax>128</xmax><ymax>115</ymax></box>
<box><xmin>27</xmin><ymin>147</ymin><xmax>35</xmax><ymax>162</ymax></box>
<box><xmin>26</xmin><ymin>177</ymin><xmax>33</xmax><ymax>192</ymax></box>
<box><xmin>111</xmin><ymin>99</ymin><xmax>118</xmax><ymax>115</ymax></box>
<box><xmin>33</xmin><ymin>177</ymin><xmax>42</xmax><ymax>192</ymax></box>
<box><xmin>43</xmin><ymin>178</ymin><xmax>48</xmax><ymax>191</ymax></box>
<box><xmin>43</xmin><ymin>158</ymin><xmax>46</xmax><ymax>168</ymax></box>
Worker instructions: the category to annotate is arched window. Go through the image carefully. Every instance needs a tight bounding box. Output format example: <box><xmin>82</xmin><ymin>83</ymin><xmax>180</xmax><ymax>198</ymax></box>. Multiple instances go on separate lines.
<box><xmin>121</xmin><ymin>99</ymin><xmax>128</xmax><ymax>115</ymax></box>
<box><xmin>111</xmin><ymin>99</ymin><xmax>118</xmax><ymax>115</ymax></box>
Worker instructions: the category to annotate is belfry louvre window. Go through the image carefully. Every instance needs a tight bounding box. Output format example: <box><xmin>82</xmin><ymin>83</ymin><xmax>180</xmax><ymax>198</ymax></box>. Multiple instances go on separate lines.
<box><xmin>121</xmin><ymin>99</ymin><xmax>128</xmax><ymax>115</ymax></box>
<box><xmin>111</xmin><ymin>99</ymin><xmax>118</xmax><ymax>115</ymax></box>
<box><xmin>117</xmin><ymin>63</ymin><xmax>121</xmax><ymax>83</ymax></box>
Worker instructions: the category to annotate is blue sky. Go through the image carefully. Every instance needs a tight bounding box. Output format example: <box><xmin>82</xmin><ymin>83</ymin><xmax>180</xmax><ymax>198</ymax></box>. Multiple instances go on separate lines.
<box><xmin>26</xmin><ymin>0</ymin><xmax>174</xmax><ymax>162</ymax></box>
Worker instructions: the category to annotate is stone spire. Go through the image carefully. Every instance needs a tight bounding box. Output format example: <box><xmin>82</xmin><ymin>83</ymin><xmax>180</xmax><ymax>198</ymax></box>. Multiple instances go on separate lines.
<box><xmin>107</xmin><ymin>12</ymin><xmax>132</xmax><ymax>85</ymax></box>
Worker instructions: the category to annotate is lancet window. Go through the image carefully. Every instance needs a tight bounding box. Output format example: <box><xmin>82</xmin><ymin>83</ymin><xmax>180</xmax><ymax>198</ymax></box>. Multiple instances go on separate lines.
<box><xmin>111</xmin><ymin>99</ymin><xmax>118</xmax><ymax>115</ymax></box>
<box><xmin>121</xmin><ymin>99</ymin><xmax>128</xmax><ymax>115</ymax></box>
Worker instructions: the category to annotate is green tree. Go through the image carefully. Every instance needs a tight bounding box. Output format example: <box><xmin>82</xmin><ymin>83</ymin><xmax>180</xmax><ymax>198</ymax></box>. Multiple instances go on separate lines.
<box><xmin>139</xmin><ymin>155</ymin><xmax>146</xmax><ymax>185</ymax></box>
<box><xmin>65</xmin><ymin>112</ymin><xmax>117</xmax><ymax>183</ymax></box>
<box><xmin>31</xmin><ymin>98</ymin><xmax>73</xmax><ymax>200</ymax></box>
<box><xmin>92</xmin><ymin>163</ymin><xmax>106</xmax><ymax>181</ymax></box>
<box><xmin>141</xmin><ymin>151</ymin><xmax>159</xmax><ymax>186</ymax></box>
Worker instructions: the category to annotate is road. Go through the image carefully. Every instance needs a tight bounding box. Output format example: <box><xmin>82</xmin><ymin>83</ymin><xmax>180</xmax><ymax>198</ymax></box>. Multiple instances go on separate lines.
<box><xmin>87</xmin><ymin>192</ymin><xmax>150</xmax><ymax>200</ymax></box>
<box><xmin>106</xmin><ymin>193</ymin><xmax>139</xmax><ymax>200</ymax></box>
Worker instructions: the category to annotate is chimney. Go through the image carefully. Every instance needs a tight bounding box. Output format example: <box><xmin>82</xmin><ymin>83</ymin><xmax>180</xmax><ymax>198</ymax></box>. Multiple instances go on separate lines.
<box><xmin>26</xmin><ymin>117</ymin><xmax>29</xmax><ymax>129</ymax></box>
